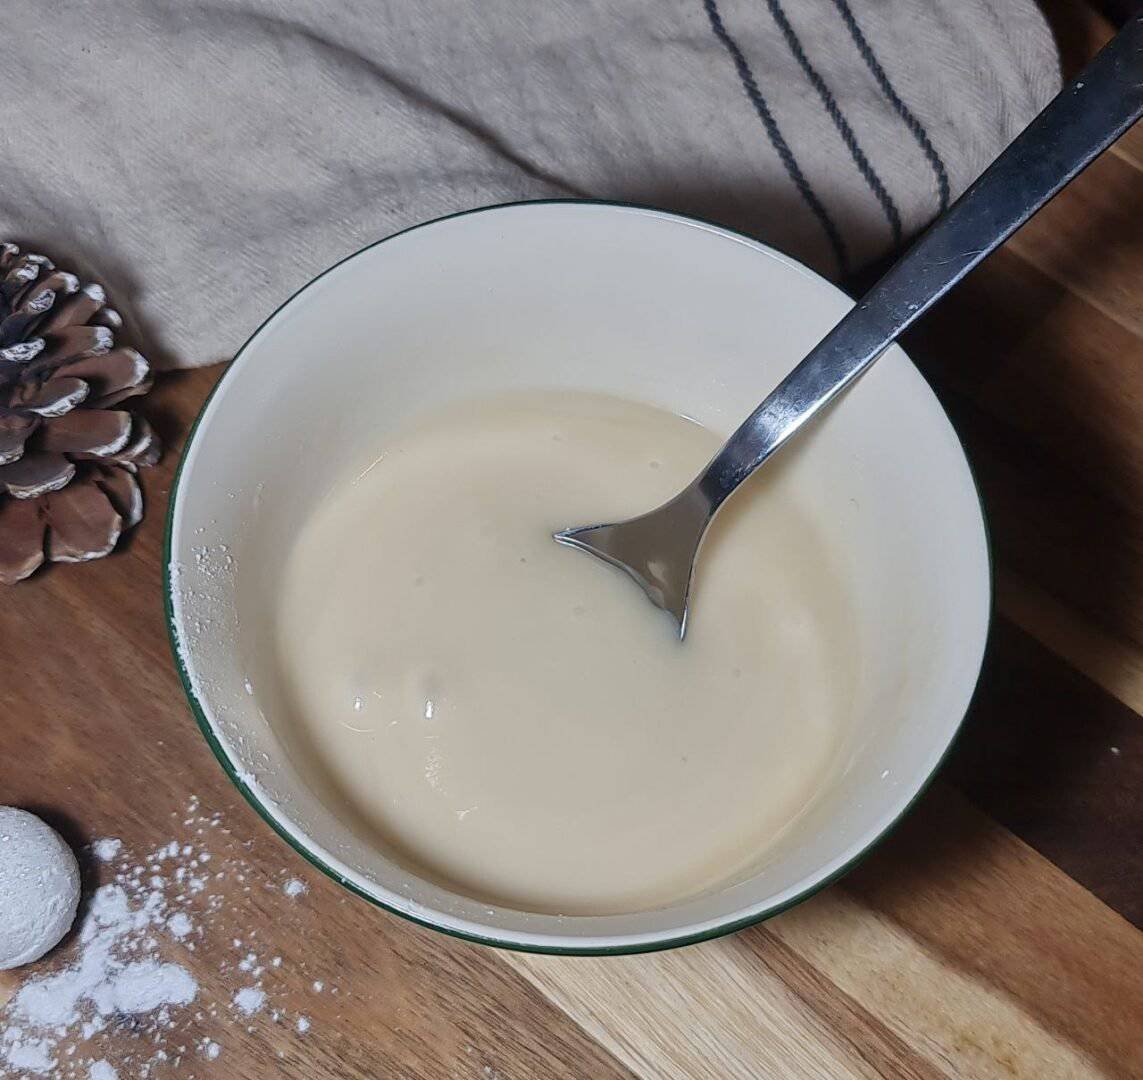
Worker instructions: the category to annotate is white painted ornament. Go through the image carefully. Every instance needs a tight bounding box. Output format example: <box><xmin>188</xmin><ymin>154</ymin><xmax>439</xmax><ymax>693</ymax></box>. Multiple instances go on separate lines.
<box><xmin>0</xmin><ymin>806</ymin><xmax>80</xmax><ymax>970</ymax></box>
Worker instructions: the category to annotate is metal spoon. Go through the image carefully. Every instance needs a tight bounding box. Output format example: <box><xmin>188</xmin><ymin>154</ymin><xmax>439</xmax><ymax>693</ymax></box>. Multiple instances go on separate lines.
<box><xmin>556</xmin><ymin>13</ymin><xmax>1143</xmax><ymax>639</ymax></box>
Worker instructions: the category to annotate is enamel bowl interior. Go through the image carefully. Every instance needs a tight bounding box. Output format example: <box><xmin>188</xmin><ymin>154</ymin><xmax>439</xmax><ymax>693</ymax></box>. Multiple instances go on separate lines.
<box><xmin>166</xmin><ymin>202</ymin><xmax>990</xmax><ymax>953</ymax></box>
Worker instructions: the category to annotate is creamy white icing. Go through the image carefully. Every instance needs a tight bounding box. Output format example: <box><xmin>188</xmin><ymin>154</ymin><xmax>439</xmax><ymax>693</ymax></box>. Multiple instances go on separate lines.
<box><xmin>274</xmin><ymin>392</ymin><xmax>857</xmax><ymax>915</ymax></box>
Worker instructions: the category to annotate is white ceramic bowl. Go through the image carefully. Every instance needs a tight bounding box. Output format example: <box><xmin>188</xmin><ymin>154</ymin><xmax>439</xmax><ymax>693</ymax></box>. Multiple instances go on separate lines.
<box><xmin>166</xmin><ymin>202</ymin><xmax>990</xmax><ymax>954</ymax></box>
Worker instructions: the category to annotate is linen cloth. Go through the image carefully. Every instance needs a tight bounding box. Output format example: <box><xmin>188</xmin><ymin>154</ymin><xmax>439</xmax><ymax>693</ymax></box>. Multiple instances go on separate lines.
<box><xmin>0</xmin><ymin>0</ymin><xmax>1060</xmax><ymax>368</ymax></box>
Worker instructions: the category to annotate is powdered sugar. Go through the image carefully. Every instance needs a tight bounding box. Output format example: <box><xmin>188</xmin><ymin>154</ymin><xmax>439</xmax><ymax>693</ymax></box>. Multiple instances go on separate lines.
<box><xmin>1</xmin><ymin>799</ymin><xmax>332</xmax><ymax>1077</ymax></box>
<box><xmin>232</xmin><ymin>987</ymin><xmax>265</xmax><ymax>1016</ymax></box>
<box><xmin>5</xmin><ymin>1040</ymin><xmax>55</xmax><ymax>1073</ymax></box>
<box><xmin>2</xmin><ymin>861</ymin><xmax>200</xmax><ymax>1075</ymax></box>
<box><xmin>166</xmin><ymin>913</ymin><xmax>193</xmax><ymax>940</ymax></box>
<box><xmin>92</xmin><ymin>839</ymin><xmax>122</xmax><ymax>863</ymax></box>
<box><xmin>105</xmin><ymin>961</ymin><xmax>197</xmax><ymax>1015</ymax></box>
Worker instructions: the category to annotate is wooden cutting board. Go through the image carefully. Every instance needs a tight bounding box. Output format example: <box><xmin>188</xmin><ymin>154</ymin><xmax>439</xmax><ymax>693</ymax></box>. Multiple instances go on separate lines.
<box><xmin>2</xmin><ymin>9</ymin><xmax>1140</xmax><ymax>1078</ymax></box>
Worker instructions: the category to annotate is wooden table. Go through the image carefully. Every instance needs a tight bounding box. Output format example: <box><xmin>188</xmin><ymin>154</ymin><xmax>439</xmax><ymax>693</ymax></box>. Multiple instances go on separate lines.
<box><xmin>3</xmin><ymin>8</ymin><xmax>1140</xmax><ymax>1078</ymax></box>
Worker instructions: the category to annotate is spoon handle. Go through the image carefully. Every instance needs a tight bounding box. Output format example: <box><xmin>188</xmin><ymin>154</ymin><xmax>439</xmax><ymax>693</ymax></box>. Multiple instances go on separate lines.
<box><xmin>698</xmin><ymin>13</ymin><xmax>1143</xmax><ymax>505</ymax></box>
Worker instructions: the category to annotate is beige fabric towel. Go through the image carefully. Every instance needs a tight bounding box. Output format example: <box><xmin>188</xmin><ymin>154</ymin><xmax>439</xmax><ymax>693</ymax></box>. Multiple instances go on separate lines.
<box><xmin>1</xmin><ymin>0</ymin><xmax>1059</xmax><ymax>368</ymax></box>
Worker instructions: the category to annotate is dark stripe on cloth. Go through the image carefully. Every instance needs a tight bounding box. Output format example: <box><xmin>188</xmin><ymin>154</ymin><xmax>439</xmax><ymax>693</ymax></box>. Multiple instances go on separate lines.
<box><xmin>702</xmin><ymin>0</ymin><xmax>851</xmax><ymax>276</ymax></box>
<box><xmin>763</xmin><ymin>0</ymin><xmax>903</xmax><ymax>245</ymax></box>
<box><xmin>830</xmin><ymin>0</ymin><xmax>951</xmax><ymax>212</ymax></box>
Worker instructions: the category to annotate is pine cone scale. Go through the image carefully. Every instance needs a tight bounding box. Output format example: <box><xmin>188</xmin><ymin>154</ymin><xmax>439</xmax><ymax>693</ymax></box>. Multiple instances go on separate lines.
<box><xmin>0</xmin><ymin>496</ymin><xmax>45</xmax><ymax>585</ymax></box>
<box><xmin>0</xmin><ymin>451</ymin><xmax>75</xmax><ymax>499</ymax></box>
<box><xmin>56</xmin><ymin>348</ymin><xmax>149</xmax><ymax>401</ymax></box>
<box><xmin>94</xmin><ymin>466</ymin><xmax>143</xmax><ymax>528</ymax></box>
<box><xmin>74</xmin><ymin>415</ymin><xmax>159</xmax><ymax>471</ymax></box>
<box><xmin>21</xmin><ymin>272</ymin><xmax>79</xmax><ymax>315</ymax></box>
<box><xmin>1</xmin><ymin>338</ymin><xmax>45</xmax><ymax>365</ymax></box>
<box><xmin>42</xmin><ymin>284</ymin><xmax>105</xmax><ymax>334</ymax></box>
<box><xmin>37</xmin><ymin>410</ymin><xmax>132</xmax><ymax>456</ymax></box>
<box><xmin>44</xmin><ymin>477</ymin><xmax>122</xmax><ymax>564</ymax></box>
<box><xmin>0</xmin><ymin>415</ymin><xmax>38</xmax><ymax>465</ymax></box>
<box><xmin>1</xmin><ymin>257</ymin><xmax>48</xmax><ymax>306</ymax></box>
<box><xmin>13</xmin><ymin>376</ymin><xmax>90</xmax><ymax>416</ymax></box>
<box><xmin>35</xmin><ymin>324</ymin><xmax>114</xmax><ymax>369</ymax></box>
<box><xmin>1</xmin><ymin>311</ymin><xmax>49</xmax><ymax>347</ymax></box>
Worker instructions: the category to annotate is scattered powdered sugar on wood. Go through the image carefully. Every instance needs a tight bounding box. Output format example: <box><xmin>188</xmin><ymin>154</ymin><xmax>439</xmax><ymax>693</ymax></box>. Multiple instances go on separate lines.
<box><xmin>1</xmin><ymin>797</ymin><xmax>333</xmax><ymax>1077</ymax></box>
<box><xmin>166</xmin><ymin>913</ymin><xmax>193</xmax><ymax>940</ymax></box>
<box><xmin>232</xmin><ymin>987</ymin><xmax>265</xmax><ymax>1016</ymax></box>
<box><xmin>92</xmin><ymin>839</ymin><xmax>122</xmax><ymax>863</ymax></box>
<box><xmin>5</xmin><ymin>1040</ymin><xmax>55</xmax><ymax>1073</ymax></box>
<box><xmin>106</xmin><ymin>960</ymin><xmax>197</xmax><ymax>1014</ymax></box>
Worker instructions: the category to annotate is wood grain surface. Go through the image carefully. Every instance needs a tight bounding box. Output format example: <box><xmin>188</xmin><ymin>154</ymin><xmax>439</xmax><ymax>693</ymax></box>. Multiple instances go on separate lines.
<box><xmin>2</xmin><ymin>6</ymin><xmax>1141</xmax><ymax>1078</ymax></box>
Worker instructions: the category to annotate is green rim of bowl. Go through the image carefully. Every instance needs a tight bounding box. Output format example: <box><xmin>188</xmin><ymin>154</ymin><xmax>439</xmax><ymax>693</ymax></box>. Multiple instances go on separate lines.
<box><xmin>163</xmin><ymin>198</ymin><xmax>994</xmax><ymax>956</ymax></box>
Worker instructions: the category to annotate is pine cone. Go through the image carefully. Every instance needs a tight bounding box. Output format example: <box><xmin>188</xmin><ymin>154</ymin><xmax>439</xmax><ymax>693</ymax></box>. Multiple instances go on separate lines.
<box><xmin>0</xmin><ymin>244</ymin><xmax>160</xmax><ymax>584</ymax></box>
